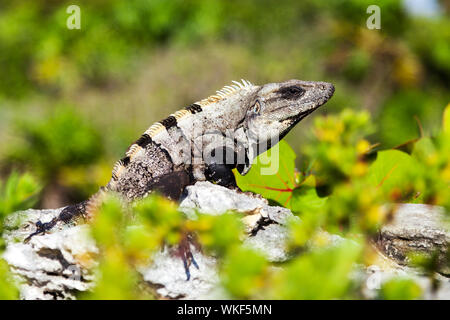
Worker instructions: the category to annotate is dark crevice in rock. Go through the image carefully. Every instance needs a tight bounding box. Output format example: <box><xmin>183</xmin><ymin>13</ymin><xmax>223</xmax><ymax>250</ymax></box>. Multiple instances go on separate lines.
<box><xmin>43</xmin><ymin>289</ymin><xmax>70</xmax><ymax>300</ymax></box>
<box><xmin>250</xmin><ymin>216</ymin><xmax>278</xmax><ymax>237</ymax></box>
<box><xmin>36</xmin><ymin>248</ymin><xmax>72</xmax><ymax>269</ymax></box>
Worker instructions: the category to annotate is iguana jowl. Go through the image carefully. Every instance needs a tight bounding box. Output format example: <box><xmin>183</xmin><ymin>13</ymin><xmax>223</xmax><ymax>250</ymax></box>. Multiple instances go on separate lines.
<box><xmin>26</xmin><ymin>78</ymin><xmax>334</xmax><ymax>261</ymax></box>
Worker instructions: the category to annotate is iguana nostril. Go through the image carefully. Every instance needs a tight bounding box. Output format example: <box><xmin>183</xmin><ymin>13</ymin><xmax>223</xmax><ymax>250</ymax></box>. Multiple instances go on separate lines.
<box><xmin>328</xmin><ymin>83</ymin><xmax>335</xmax><ymax>96</ymax></box>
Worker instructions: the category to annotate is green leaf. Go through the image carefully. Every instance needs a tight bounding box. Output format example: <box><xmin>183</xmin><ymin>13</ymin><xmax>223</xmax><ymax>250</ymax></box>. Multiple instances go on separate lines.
<box><xmin>81</xmin><ymin>249</ymin><xmax>149</xmax><ymax>300</ymax></box>
<box><xmin>91</xmin><ymin>194</ymin><xmax>125</xmax><ymax>247</ymax></box>
<box><xmin>234</xmin><ymin>141</ymin><xmax>297</xmax><ymax>208</ymax></box>
<box><xmin>367</xmin><ymin>150</ymin><xmax>417</xmax><ymax>193</ymax></box>
<box><xmin>411</xmin><ymin>137</ymin><xmax>436</xmax><ymax>159</ymax></box>
<box><xmin>291</xmin><ymin>186</ymin><xmax>327</xmax><ymax>214</ymax></box>
<box><xmin>8</xmin><ymin>107</ymin><xmax>103</xmax><ymax>182</ymax></box>
<box><xmin>288</xmin><ymin>186</ymin><xmax>327</xmax><ymax>246</ymax></box>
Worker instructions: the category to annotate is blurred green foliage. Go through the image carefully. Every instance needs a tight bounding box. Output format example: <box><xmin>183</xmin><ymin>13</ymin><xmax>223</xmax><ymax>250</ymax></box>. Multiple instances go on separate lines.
<box><xmin>0</xmin><ymin>0</ymin><xmax>449</xmax><ymax>300</ymax></box>
<box><xmin>267</xmin><ymin>241</ymin><xmax>362</xmax><ymax>300</ymax></box>
<box><xmin>232</xmin><ymin>105</ymin><xmax>448</xmax><ymax>299</ymax></box>
<box><xmin>0</xmin><ymin>259</ymin><xmax>18</xmax><ymax>300</ymax></box>
<box><xmin>0</xmin><ymin>171</ymin><xmax>41</xmax><ymax>221</ymax></box>
<box><xmin>0</xmin><ymin>172</ymin><xmax>41</xmax><ymax>300</ymax></box>
<box><xmin>4</xmin><ymin>107</ymin><xmax>106</xmax><ymax>204</ymax></box>
<box><xmin>82</xmin><ymin>195</ymin><xmax>152</xmax><ymax>300</ymax></box>
<box><xmin>379</xmin><ymin>278</ymin><xmax>422</xmax><ymax>300</ymax></box>
<box><xmin>239</xmin><ymin>106</ymin><xmax>450</xmax><ymax>236</ymax></box>
<box><xmin>6</xmin><ymin>108</ymin><xmax>103</xmax><ymax>179</ymax></box>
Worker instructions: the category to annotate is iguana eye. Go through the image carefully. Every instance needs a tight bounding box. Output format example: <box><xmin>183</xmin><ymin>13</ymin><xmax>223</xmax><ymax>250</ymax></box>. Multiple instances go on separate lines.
<box><xmin>278</xmin><ymin>85</ymin><xmax>305</xmax><ymax>99</ymax></box>
<box><xmin>252</xmin><ymin>100</ymin><xmax>261</xmax><ymax>114</ymax></box>
<box><xmin>289</xmin><ymin>87</ymin><xmax>302</xmax><ymax>94</ymax></box>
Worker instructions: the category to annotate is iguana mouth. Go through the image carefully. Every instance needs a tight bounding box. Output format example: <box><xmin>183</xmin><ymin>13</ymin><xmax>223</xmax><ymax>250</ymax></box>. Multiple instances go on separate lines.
<box><xmin>280</xmin><ymin>107</ymin><xmax>316</xmax><ymax>125</ymax></box>
<box><xmin>278</xmin><ymin>108</ymin><xmax>318</xmax><ymax>141</ymax></box>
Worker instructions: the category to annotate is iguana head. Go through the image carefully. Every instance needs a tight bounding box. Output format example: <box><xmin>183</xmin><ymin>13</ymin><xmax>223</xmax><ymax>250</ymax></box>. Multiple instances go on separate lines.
<box><xmin>237</xmin><ymin>79</ymin><xmax>335</xmax><ymax>174</ymax></box>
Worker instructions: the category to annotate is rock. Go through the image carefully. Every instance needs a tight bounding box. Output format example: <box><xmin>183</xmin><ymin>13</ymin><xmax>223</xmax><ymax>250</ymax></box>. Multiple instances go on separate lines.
<box><xmin>3</xmin><ymin>209</ymin><xmax>97</xmax><ymax>300</ymax></box>
<box><xmin>141</xmin><ymin>182</ymin><xmax>298</xmax><ymax>299</ymax></box>
<box><xmin>179</xmin><ymin>181</ymin><xmax>297</xmax><ymax>262</ymax></box>
<box><xmin>377</xmin><ymin>204</ymin><xmax>450</xmax><ymax>275</ymax></box>
<box><xmin>139</xmin><ymin>246</ymin><xmax>225</xmax><ymax>300</ymax></box>
<box><xmin>3</xmin><ymin>184</ymin><xmax>449</xmax><ymax>300</ymax></box>
<box><xmin>359</xmin><ymin>262</ymin><xmax>450</xmax><ymax>300</ymax></box>
<box><xmin>179</xmin><ymin>181</ymin><xmax>268</xmax><ymax>218</ymax></box>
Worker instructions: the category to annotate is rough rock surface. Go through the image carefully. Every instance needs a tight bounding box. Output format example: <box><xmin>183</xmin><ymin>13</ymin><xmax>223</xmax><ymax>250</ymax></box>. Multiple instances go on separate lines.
<box><xmin>359</xmin><ymin>261</ymin><xmax>450</xmax><ymax>300</ymax></box>
<box><xmin>3</xmin><ymin>209</ymin><xmax>98</xmax><ymax>300</ymax></box>
<box><xmin>2</xmin><ymin>182</ymin><xmax>449</xmax><ymax>299</ymax></box>
<box><xmin>140</xmin><ymin>182</ymin><xmax>298</xmax><ymax>299</ymax></box>
<box><xmin>2</xmin><ymin>182</ymin><xmax>296</xmax><ymax>300</ymax></box>
<box><xmin>179</xmin><ymin>182</ymin><xmax>296</xmax><ymax>262</ymax></box>
<box><xmin>377</xmin><ymin>204</ymin><xmax>449</xmax><ymax>275</ymax></box>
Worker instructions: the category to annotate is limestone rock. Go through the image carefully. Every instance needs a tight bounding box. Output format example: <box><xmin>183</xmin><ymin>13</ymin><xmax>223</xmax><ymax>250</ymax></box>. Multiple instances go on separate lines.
<box><xmin>2</xmin><ymin>182</ymin><xmax>295</xmax><ymax>299</ymax></box>
<box><xmin>3</xmin><ymin>209</ymin><xmax>97</xmax><ymax>300</ymax></box>
<box><xmin>2</xmin><ymin>183</ymin><xmax>449</xmax><ymax>300</ymax></box>
<box><xmin>377</xmin><ymin>204</ymin><xmax>449</xmax><ymax>275</ymax></box>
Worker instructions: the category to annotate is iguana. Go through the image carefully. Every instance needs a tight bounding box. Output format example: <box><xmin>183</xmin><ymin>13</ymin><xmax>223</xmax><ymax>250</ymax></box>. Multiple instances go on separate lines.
<box><xmin>25</xmin><ymin>79</ymin><xmax>334</xmax><ymax>277</ymax></box>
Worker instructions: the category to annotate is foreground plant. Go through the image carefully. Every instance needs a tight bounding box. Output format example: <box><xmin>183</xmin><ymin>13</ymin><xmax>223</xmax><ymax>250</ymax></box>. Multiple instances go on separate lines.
<box><xmin>0</xmin><ymin>172</ymin><xmax>40</xmax><ymax>299</ymax></box>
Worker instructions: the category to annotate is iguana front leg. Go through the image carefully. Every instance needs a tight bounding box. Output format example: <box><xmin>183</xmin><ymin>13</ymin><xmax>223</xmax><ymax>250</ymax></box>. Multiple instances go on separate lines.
<box><xmin>24</xmin><ymin>200</ymin><xmax>88</xmax><ymax>243</ymax></box>
<box><xmin>205</xmin><ymin>163</ymin><xmax>239</xmax><ymax>189</ymax></box>
<box><xmin>24</xmin><ymin>169</ymin><xmax>192</xmax><ymax>243</ymax></box>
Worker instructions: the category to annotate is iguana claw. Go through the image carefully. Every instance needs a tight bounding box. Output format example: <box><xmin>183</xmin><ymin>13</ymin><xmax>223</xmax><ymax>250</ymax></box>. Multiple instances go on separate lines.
<box><xmin>24</xmin><ymin>219</ymin><xmax>57</xmax><ymax>243</ymax></box>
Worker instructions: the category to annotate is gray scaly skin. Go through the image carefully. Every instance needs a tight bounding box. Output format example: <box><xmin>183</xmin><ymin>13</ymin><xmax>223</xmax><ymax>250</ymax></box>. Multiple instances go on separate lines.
<box><xmin>25</xmin><ymin>79</ymin><xmax>334</xmax><ymax>275</ymax></box>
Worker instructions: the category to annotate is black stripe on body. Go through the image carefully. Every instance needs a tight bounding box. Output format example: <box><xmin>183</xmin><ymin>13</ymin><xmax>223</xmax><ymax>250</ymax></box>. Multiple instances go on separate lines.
<box><xmin>135</xmin><ymin>134</ymin><xmax>152</xmax><ymax>148</ymax></box>
<box><xmin>112</xmin><ymin>152</ymin><xmax>133</xmax><ymax>181</ymax></box>
<box><xmin>120</xmin><ymin>156</ymin><xmax>130</xmax><ymax>166</ymax></box>
<box><xmin>160</xmin><ymin>116</ymin><xmax>177</xmax><ymax>129</ymax></box>
<box><xmin>186</xmin><ymin>103</ymin><xmax>202</xmax><ymax>114</ymax></box>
